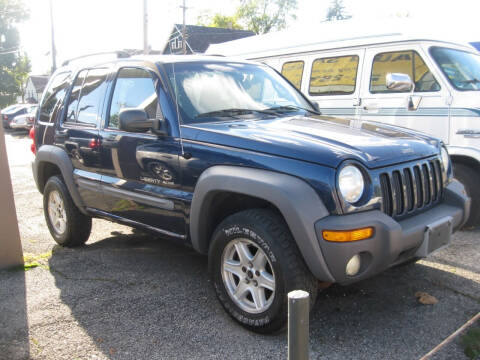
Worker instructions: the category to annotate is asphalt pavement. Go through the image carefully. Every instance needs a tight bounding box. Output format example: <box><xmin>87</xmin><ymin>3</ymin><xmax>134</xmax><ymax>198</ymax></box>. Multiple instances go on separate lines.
<box><xmin>0</xmin><ymin>130</ymin><xmax>478</xmax><ymax>360</ymax></box>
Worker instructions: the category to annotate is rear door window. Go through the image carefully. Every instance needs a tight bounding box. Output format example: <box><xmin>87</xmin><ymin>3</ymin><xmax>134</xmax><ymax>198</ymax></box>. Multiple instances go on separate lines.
<box><xmin>281</xmin><ymin>61</ymin><xmax>304</xmax><ymax>89</ymax></box>
<box><xmin>370</xmin><ymin>50</ymin><xmax>440</xmax><ymax>93</ymax></box>
<box><xmin>65</xmin><ymin>70</ymin><xmax>87</xmax><ymax>123</ymax></box>
<box><xmin>309</xmin><ymin>55</ymin><xmax>359</xmax><ymax>95</ymax></box>
<box><xmin>64</xmin><ymin>68</ymin><xmax>108</xmax><ymax>126</ymax></box>
<box><xmin>76</xmin><ymin>68</ymin><xmax>109</xmax><ymax>125</ymax></box>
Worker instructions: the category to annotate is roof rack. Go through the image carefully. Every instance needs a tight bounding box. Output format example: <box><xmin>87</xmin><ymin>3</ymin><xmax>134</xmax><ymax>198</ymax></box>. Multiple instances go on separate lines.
<box><xmin>62</xmin><ymin>50</ymin><xmax>131</xmax><ymax>66</ymax></box>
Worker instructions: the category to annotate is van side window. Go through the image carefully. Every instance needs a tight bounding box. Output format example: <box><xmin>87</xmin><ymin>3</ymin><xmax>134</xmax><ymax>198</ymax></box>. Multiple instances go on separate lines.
<box><xmin>281</xmin><ymin>61</ymin><xmax>304</xmax><ymax>89</ymax></box>
<box><xmin>76</xmin><ymin>68</ymin><xmax>109</xmax><ymax>126</ymax></box>
<box><xmin>39</xmin><ymin>72</ymin><xmax>71</xmax><ymax>124</ymax></box>
<box><xmin>309</xmin><ymin>55</ymin><xmax>359</xmax><ymax>96</ymax></box>
<box><xmin>370</xmin><ymin>50</ymin><xmax>440</xmax><ymax>93</ymax></box>
<box><xmin>108</xmin><ymin>68</ymin><xmax>158</xmax><ymax>129</ymax></box>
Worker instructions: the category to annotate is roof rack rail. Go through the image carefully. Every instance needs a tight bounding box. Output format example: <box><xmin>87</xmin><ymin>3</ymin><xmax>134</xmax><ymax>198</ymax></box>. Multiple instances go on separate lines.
<box><xmin>62</xmin><ymin>50</ymin><xmax>131</xmax><ymax>66</ymax></box>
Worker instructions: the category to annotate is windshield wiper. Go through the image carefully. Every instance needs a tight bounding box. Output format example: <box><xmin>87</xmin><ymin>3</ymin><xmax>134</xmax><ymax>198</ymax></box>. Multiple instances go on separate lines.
<box><xmin>195</xmin><ymin>108</ymin><xmax>274</xmax><ymax>119</ymax></box>
<box><xmin>265</xmin><ymin>105</ymin><xmax>321</xmax><ymax>115</ymax></box>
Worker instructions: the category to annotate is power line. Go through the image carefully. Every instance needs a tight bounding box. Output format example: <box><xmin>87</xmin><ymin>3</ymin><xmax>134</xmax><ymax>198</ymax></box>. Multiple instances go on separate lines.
<box><xmin>0</xmin><ymin>46</ymin><xmax>20</xmax><ymax>52</ymax></box>
<box><xmin>0</xmin><ymin>49</ymin><xmax>19</xmax><ymax>55</ymax></box>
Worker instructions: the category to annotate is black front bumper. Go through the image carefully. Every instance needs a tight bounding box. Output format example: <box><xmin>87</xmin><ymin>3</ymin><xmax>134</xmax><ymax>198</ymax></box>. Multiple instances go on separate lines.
<box><xmin>314</xmin><ymin>180</ymin><xmax>470</xmax><ymax>284</ymax></box>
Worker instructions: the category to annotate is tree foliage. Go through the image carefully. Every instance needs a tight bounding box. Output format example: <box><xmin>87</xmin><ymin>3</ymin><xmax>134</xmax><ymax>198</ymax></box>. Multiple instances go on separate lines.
<box><xmin>197</xmin><ymin>13</ymin><xmax>244</xmax><ymax>30</ymax></box>
<box><xmin>326</xmin><ymin>0</ymin><xmax>351</xmax><ymax>21</ymax></box>
<box><xmin>235</xmin><ymin>0</ymin><xmax>297</xmax><ymax>34</ymax></box>
<box><xmin>0</xmin><ymin>0</ymin><xmax>30</xmax><ymax>107</ymax></box>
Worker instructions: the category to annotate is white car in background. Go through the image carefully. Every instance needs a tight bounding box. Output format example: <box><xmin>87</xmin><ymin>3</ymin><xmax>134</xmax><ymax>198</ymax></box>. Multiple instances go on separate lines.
<box><xmin>10</xmin><ymin>105</ymin><xmax>37</xmax><ymax>130</ymax></box>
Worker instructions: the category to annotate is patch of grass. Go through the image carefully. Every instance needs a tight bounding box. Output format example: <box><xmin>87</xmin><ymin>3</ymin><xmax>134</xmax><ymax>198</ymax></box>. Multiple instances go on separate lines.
<box><xmin>461</xmin><ymin>327</ymin><xmax>480</xmax><ymax>360</ymax></box>
<box><xmin>23</xmin><ymin>251</ymin><xmax>52</xmax><ymax>271</ymax></box>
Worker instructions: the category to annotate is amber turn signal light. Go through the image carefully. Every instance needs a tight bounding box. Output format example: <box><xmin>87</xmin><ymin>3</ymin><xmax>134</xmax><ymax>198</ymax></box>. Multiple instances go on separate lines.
<box><xmin>322</xmin><ymin>227</ymin><xmax>374</xmax><ymax>242</ymax></box>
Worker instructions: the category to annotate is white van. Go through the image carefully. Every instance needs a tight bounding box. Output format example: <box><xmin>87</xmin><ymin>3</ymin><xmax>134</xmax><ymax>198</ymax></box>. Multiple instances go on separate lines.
<box><xmin>208</xmin><ymin>23</ymin><xmax>480</xmax><ymax>226</ymax></box>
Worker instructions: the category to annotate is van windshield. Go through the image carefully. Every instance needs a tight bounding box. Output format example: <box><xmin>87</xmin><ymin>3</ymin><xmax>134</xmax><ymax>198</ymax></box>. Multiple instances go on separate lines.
<box><xmin>163</xmin><ymin>61</ymin><xmax>315</xmax><ymax>124</ymax></box>
<box><xmin>430</xmin><ymin>47</ymin><xmax>480</xmax><ymax>91</ymax></box>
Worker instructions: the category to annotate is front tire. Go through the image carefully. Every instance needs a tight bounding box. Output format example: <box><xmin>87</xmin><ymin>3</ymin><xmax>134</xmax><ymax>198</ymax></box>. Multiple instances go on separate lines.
<box><xmin>209</xmin><ymin>209</ymin><xmax>317</xmax><ymax>333</ymax></box>
<box><xmin>453</xmin><ymin>163</ymin><xmax>480</xmax><ymax>228</ymax></box>
<box><xmin>43</xmin><ymin>175</ymin><xmax>92</xmax><ymax>246</ymax></box>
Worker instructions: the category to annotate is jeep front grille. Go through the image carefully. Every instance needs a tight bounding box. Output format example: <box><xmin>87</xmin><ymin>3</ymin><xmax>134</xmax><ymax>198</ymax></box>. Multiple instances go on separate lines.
<box><xmin>379</xmin><ymin>159</ymin><xmax>443</xmax><ymax>218</ymax></box>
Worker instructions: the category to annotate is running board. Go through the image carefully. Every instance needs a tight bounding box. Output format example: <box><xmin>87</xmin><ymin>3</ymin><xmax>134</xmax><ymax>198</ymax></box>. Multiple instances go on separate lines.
<box><xmin>86</xmin><ymin>207</ymin><xmax>187</xmax><ymax>240</ymax></box>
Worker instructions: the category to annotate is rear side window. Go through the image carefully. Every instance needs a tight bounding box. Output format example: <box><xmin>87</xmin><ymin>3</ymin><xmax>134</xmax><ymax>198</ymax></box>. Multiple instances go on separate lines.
<box><xmin>370</xmin><ymin>50</ymin><xmax>440</xmax><ymax>93</ymax></box>
<box><xmin>65</xmin><ymin>68</ymin><xmax>108</xmax><ymax>126</ymax></box>
<box><xmin>108</xmin><ymin>67</ymin><xmax>158</xmax><ymax>129</ymax></box>
<box><xmin>309</xmin><ymin>55</ymin><xmax>359</xmax><ymax>96</ymax></box>
<box><xmin>38</xmin><ymin>72</ymin><xmax>71</xmax><ymax>124</ymax></box>
<box><xmin>281</xmin><ymin>61</ymin><xmax>304</xmax><ymax>89</ymax></box>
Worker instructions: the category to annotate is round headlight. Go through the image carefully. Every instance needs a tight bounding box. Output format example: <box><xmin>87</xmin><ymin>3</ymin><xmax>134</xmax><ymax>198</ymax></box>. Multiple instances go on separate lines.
<box><xmin>338</xmin><ymin>165</ymin><xmax>364</xmax><ymax>204</ymax></box>
<box><xmin>441</xmin><ymin>147</ymin><xmax>450</xmax><ymax>170</ymax></box>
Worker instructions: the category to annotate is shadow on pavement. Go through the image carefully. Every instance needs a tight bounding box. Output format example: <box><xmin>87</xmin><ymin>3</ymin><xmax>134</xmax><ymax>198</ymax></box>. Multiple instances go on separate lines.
<box><xmin>0</xmin><ymin>269</ymin><xmax>29</xmax><ymax>360</ymax></box>
<box><xmin>48</xmin><ymin>231</ymin><xmax>478</xmax><ymax>360</ymax></box>
<box><xmin>4</xmin><ymin>128</ymin><xmax>29</xmax><ymax>139</ymax></box>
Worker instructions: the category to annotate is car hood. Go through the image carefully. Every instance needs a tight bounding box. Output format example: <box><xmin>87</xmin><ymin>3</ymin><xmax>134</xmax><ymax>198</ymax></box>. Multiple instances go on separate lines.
<box><xmin>182</xmin><ymin>115</ymin><xmax>441</xmax><ymax>169</ymax></box>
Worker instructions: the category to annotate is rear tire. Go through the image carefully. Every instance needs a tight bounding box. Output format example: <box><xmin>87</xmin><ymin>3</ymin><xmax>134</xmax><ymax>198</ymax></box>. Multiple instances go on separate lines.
<box><xmin>43</xmin><ymin>175</ymin><xmax>92</xmax><ymax>246</ymax></box>
<box><xmin>209</xmin><ymin>208</ymin><xmax>317</xmax><ymax>333</ymax></box>
<box><xmin>453</xmin><ymin>163</ymin><xmax>480</xmax><ymax>228</ymax></box>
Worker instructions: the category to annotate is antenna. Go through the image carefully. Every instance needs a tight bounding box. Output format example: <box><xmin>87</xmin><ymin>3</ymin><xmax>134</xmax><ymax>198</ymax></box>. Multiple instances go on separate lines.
<box><xmin>171</xmin><ymin>62</ymin><xmax>185</xmax><ymax>156</ymax></box>
<box><xmin>180</xmin><ymin>0</ymin><xmax>188</xmax><ymax>54</ymax></box>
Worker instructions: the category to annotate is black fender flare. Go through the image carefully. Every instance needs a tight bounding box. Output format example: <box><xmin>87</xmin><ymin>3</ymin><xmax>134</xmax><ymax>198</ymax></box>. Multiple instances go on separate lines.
<box><xmin>33</xmin><ymin>145</ymin><xmax>88</xmax><ymax>215</ymax></box>
<box><xmin>189</xmin><ymin>165</ymin><xmax>335</xmax><ymax>282</ymax></box>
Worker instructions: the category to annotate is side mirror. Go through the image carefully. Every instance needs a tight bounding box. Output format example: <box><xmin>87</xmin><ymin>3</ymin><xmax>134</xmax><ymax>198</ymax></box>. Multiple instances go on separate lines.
<box><xmin>311</xmin><ymin>101</ymin><xmax>321</xmax><ymax>113</ymax></box>
<box><xmin>119</xmin><ymin>108</ymin><xmax>154</xmax><ymax>133</ymax></box>
<box><xmin>386</xmin><ymin>73</ymin><xmax>414</xmax><ymax>92</ymax></box>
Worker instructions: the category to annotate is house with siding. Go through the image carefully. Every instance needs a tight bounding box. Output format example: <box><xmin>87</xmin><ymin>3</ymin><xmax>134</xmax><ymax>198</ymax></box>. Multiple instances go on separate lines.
<box><xmin>163</xmin><ymin>24</ymin><xmax>255</xmax><ymax>55</ymax></box>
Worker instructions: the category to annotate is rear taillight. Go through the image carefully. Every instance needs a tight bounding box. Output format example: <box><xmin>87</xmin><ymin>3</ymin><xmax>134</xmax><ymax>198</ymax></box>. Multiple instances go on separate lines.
<box><xmin>3</xmin><ymin>115</ymin><xmax>7</xmax><ymax>120</ymax></box>
<box><xmin>28</xmin><ymin>116</ymin><xmax>35</xmax><ymax>123</ymax></box>
<box><xmin>29</xmin><ymin>127</ymin><xmax>36</xmax><ymax>155</ymax></box>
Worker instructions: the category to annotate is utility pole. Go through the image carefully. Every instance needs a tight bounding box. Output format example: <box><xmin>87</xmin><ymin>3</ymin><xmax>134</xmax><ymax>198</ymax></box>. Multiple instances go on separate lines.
<box><xmin>143</xmin><ymin>0</ymin><xmax>149</xmax><ymax>54</ymax></box>
<box><xmin>49</xmin><ymin>0</ymin><xmax>57</xmax><ymax>73</ymax></box>
<box><xmin>180</xmin><ymin>0</ymin><xmax>187</xmax><ymax>54</ymax></box>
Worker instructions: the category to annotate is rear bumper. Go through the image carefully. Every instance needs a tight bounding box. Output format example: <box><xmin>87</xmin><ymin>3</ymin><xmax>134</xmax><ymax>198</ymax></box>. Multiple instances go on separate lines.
<box><xmin>314</xmin><ymin>180</ymin><xmax>470</xmax><ymax>284</ymax></box>
<box><xmin>10</xmin><ymin>122</ymin><xmax>30</xmax><ymax>130</ymax></box>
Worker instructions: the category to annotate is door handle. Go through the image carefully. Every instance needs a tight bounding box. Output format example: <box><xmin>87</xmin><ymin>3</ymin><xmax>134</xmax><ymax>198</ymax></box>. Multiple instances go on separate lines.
<box><xmin>363</xmin><ymin>103</ymin><xmax>379</xmax><ymax>111</ymax></box>
<box><xmin>55</xmin><ymin>129</ymin><xmax>69</xmax><ymax>140</ymax></box>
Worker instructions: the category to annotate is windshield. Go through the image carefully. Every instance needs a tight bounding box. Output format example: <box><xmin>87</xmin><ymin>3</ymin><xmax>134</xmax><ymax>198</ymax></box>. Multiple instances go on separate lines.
<box><xmin>163</xmin><ymin>61</ymin><xmax>315</xmax><ymax>124</ymax></box>
<box><xmin>430</xmin><ymin>47</ymin><xmax>480</xmax><ymax>91</ymax></box>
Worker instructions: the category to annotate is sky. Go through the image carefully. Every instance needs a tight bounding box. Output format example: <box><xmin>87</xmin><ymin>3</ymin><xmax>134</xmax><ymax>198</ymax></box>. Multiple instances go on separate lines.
<box><xmin>16</xmin><ymin>0</ymin><xmax>480</xmax><ymax>74</ymax></box>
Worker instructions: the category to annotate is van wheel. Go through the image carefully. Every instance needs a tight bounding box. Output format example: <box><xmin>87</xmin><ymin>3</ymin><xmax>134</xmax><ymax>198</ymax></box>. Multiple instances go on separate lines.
<box><xmin>209</xmin><ymin>209</ymin><xmax>317</xmax><ymax>333</ymax></box>
<box><xmin>43</xmin><ymin>176</ymin><xmax>92</xmax><ymax>246</ymax></box>
<box><xmin>453</xmin><ymin>163</ymin><xmax>480</xmax><ymax>228</ymax></box>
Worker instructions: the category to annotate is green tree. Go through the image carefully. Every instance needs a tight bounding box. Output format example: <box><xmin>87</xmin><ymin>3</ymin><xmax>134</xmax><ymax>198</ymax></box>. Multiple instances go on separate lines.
<box><xmin>235</xmin><ymin>0</ymin><xmax>297</xmax><ymax>34</ymax></box>
<box><xmin>197</xmin><ymin>13</ymin><xmax>244</xmax><ymax>30</ymax></box>
<box><xmin>326</xmin><ymin>0</ymin><xmax>351</xmax><ymax>21</ymax></box>
<box><xmin>0</xmin><ymin>0</ymin><xmax>30</xmax><ymax>107</ymax></box>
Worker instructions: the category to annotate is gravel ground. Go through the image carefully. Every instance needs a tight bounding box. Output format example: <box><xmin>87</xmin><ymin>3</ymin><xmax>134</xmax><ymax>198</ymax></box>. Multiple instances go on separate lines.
<box><xmin>0</xmin><ymin>130</ymin><xmax>478</xmax><ymax>360</ymax></box>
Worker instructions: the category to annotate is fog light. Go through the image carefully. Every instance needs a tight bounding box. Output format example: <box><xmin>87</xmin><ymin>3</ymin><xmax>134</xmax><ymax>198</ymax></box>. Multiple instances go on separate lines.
<box><xmin>346</xmin><ymin>254</ymin><xmax>361</xmax><ymax>276</ymax></box>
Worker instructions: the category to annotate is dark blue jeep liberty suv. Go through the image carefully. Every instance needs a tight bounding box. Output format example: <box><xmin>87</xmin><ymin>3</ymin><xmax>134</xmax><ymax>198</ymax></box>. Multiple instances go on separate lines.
<box><xmin>31</xmin><ymin>54</ymin><xmax>470</xmax><ymax>333</ymax></box>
